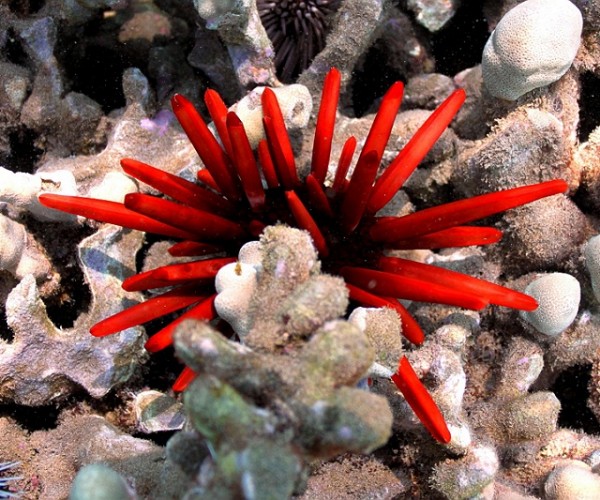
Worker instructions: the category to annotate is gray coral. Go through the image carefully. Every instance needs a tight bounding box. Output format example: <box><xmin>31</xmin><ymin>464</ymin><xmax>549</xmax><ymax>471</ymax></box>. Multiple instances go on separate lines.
<box><xmin>0</xmin><ymin>226</ymin><xmax>147</xmax><ymax>405</ymax></box>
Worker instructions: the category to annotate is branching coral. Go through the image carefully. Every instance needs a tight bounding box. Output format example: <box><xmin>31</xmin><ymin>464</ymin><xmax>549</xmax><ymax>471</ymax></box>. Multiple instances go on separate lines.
<box><xmin>38</xmin><ymin>68</ymin><xmax>567</xmax><ymax>442</ymax></box>
<box><xmin>170</xmin><ymin>226</ymin><xmax>393</xmax><ymax>497</ymax></box>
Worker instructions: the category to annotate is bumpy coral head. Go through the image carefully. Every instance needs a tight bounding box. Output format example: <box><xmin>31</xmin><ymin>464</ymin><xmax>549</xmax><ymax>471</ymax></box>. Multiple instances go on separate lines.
<box><xmin>39</xmin><ymin>68</ymin><xmax>567</xmax><ymax>444</ymax></box>
<box><xmin>257</xmin><ymin>0</ymin><xmax>342</xmax><ymax>82</ymax></box>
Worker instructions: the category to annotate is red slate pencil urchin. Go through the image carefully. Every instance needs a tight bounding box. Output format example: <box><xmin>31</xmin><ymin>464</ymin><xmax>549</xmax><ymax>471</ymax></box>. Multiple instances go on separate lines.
<box><xmin>39</xmin><ymin>68</ymin><xmax>568</xmax><ymax>444</ymax></box>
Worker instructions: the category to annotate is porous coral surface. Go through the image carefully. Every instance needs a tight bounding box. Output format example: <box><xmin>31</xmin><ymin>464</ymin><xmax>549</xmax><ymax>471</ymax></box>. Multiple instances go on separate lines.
<box><xmin>1</xmin><ymin>0</ymin><xmax>600</xmax><ymax>499</ymax></box>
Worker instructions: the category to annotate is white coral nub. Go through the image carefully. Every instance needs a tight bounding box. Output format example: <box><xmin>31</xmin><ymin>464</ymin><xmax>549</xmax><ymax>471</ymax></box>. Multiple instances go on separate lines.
<box><xmin>0</xmin><ymin>166</ymin><xmax>77</xmax><ymax>221</ymax></box>
<box><xmin>481</xmin><ymin>0</ymin><xmax>583</xmax><ymax>100</ymax></box>
<box><xmin>520</xmin><ymin>273</ymin><xmax>580</xmax><ymax>336</ymax></box>
<box><xmin>214</xmin><ymin>241</ymin><xmax>261</xmax><ymax>338</ymax></box>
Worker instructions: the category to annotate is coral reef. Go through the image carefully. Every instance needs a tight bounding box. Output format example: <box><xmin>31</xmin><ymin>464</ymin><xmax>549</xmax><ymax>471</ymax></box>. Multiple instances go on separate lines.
<box><xmin>1</xmin><ymin>0</ymin><xmax>600</xmax><ymax>498</ymax></box>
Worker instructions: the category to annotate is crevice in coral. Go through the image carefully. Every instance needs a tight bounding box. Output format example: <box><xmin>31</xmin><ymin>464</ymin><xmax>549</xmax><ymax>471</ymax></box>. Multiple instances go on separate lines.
<box><xmin>0</xmin><ymin>402</ymin><xmax>61</xmax><ymax>431</ymax></box>
<box><xmin>430</xmin><ymin>2</ymin><xmax>489</xmax><ymax>77</ymax></box>
<box><xmin>26</xmin><ymin>220</ymin><xmax>94</xmax><ymax>329</ymax></box>
<box><xmin>60</xmin><ymin>44</ymin><xmax>128</xmax><ymax>114</ymax></box>
<box><xmin>7</xmin><ymin>0</ymin><xmax>45</xmax><ymax>16</ymax></box>
<box><xmin>4</xmin><ymin>27</ymin><xmax>29</xmax><ymax>66</ymax></box>
<box><xmin>552</xmin><ymin>363</ymin><xmax>600</xmax><ymax>434</ymax></box>
<box><xmin>0</xmin><ymin>306</ymin><xmax>15</xmax><ymax>343</ymax></box>
<box><xmin>56</xmin><ymin>17</ymin><xmax>131</xmax><ymax>114</ymax></box>
<box><xmin>142</xmin><ymin>344</ymin><xmax>187</xmax><ymax>391</ymax></box>
<box><xmin>350</xmin><ymin>47</ymin><xmax>406</xmax><ymax>118</ymax></box>
<box><xmin>132</xmin><ymin>429</ymin><xmax>175</xmax><ymax>447</ymax></box>
<box><xmin>5</xmin><ymin>128</ymin><xmax>43</xmax><ymax>174</ymax></box>
<box><xmin>578</xmin><ymin>71</ymin><xmax>600</xmax><ymax>142</ymax></box>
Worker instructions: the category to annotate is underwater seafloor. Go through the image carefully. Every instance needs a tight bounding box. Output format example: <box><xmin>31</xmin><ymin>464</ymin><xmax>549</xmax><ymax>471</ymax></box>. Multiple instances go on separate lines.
<box><xmin>2</xmin><ymin>0</ymin><xmax>600</xmax><ymax>498</ymax></box>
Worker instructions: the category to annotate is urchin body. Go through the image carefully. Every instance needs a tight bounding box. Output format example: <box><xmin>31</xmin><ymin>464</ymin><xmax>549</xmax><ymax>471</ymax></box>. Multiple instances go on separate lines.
<box><xmin>257</xmin><ymin>0</ymin><xmax>341</xmax><ymax>81</ymax></box>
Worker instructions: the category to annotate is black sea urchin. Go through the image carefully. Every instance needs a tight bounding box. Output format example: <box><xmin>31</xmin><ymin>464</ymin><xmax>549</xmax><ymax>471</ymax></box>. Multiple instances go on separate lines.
<box><xmin>257</xmin><ymin>0</ymin><xmax>342</xmax><ymax>81</ymax></box>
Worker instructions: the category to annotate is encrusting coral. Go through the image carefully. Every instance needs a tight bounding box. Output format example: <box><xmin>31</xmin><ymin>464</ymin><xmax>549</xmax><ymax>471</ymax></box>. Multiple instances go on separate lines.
<box><xmin>38</xmin><ymin>67</ymin><xmax>568</xmax><ymax>444</ymax></box>
<box><xmin>0</xmin><ymin>226</ymin><xmax>147</xmax><ymax>405</ymax></box>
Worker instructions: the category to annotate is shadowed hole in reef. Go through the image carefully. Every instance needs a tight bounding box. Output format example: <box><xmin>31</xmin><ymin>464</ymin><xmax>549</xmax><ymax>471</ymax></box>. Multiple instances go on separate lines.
<box><xmin>0</xmin><ymin>307</ymin><xmax>15</xmax><ymax>343</ymax></box>
<box><xmin>350</xmin><ymin>46</ymin><xmax>405</xmax><ymax>118</ymax></box>
<box><xmin>5</xmin><ymin>128</ymin><xmax>43</xmax><ymax>174</ymax></box>
<box><xmin>61</xmin><ymin>43</ymin><xmax>129</xmax><ymax>114</ymax></box>
<box><xmin>56</xmin><ymin>14</ymin><xmax>133</xmax><ymax>114</ymax></box>
<box><xmin>578</xmin><ymin>72</ymin><xmax>600</xmax><ymax>142</ymax></box>
<box><xmin>4</xmin><ymin>27</ymin><xmax>29</xmax><ymax>66</ymax></box>
<box><xmin>0</xmin><ymin>403</ymin><xmax>61</xmax><ymax>431</ymax></box>
<box><xmin>25</xmin><ymin>220</ymin><xmax>94</xmax><ymax>330</ymax></box>
<box><xmin>429</xmin><ymin>1</ymin><xmax>489</xmax><ymax>77</ymax></box>
<box><xmin>43</xmin><ymin>264</ymin><xmax>93</xmax><ymax>330</ymax></box>
<box><xmin>8</xmin><ymin>0</ymin><xmax>45</xmax><ymax>16</ymax></box>
<box><xmin>551</xmin><ymin>364</ymin><xmax>600</xmax><ymax>434</ymax></box>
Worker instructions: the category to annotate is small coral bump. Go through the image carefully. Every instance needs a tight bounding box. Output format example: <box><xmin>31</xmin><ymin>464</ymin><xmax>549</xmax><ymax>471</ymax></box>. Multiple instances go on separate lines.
<box><xmin>445</xmin><ymin>422</ymin><xmax>472</xmax><ymax>451</ymax></box>
<box><xmin>431</xmin><ymin>444</ymin><xmax>499</xmax><ymax>499</ymax></box>
<box><xmin>499</xmin><ymin>391</ymin><xmax>561</xmax><ymax>443</ymax></box>
<box><xmin>348</xmin><ymin>307</ymin><xmax>404</xmax><ymax>370</ymax></box>
<box><xmin>544</xmin><ymin>460</ymin><xmax>600</xmax><ymax>500</ymax></box>
<box><xmin>0</xmin><ymin>166</ymin><xmax>77</xmax><ymax>222</ymax></box>
<box><xmin>494</xmin><ymin>337</ymin><xmax>544</xmax><ymax>400</ymax></box>
<box><xmin>520</xmin><ymin>273</ymin><xmax>581</xmax><ymax>336</ymax></box>
<box><xmin>0</xmin><ymin>215</ymin><xmax>38</xmax><ymax>279</ymax></box>
<box><xmin>87</xmin><ymin>171</ymin><xmax>138</xmax><ymax>204</ymax></box>
<box><xmin>214</xmin><ymin>259</ymin><xmax>258</xmax><ymax>338</ymax></box>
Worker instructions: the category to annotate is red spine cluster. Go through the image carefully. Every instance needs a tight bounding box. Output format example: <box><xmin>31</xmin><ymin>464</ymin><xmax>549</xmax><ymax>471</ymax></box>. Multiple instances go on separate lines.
<box><xmin>39</xmin><ymin>68</ymin><xmax>568</xmax><ymax>443</ymax></box>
